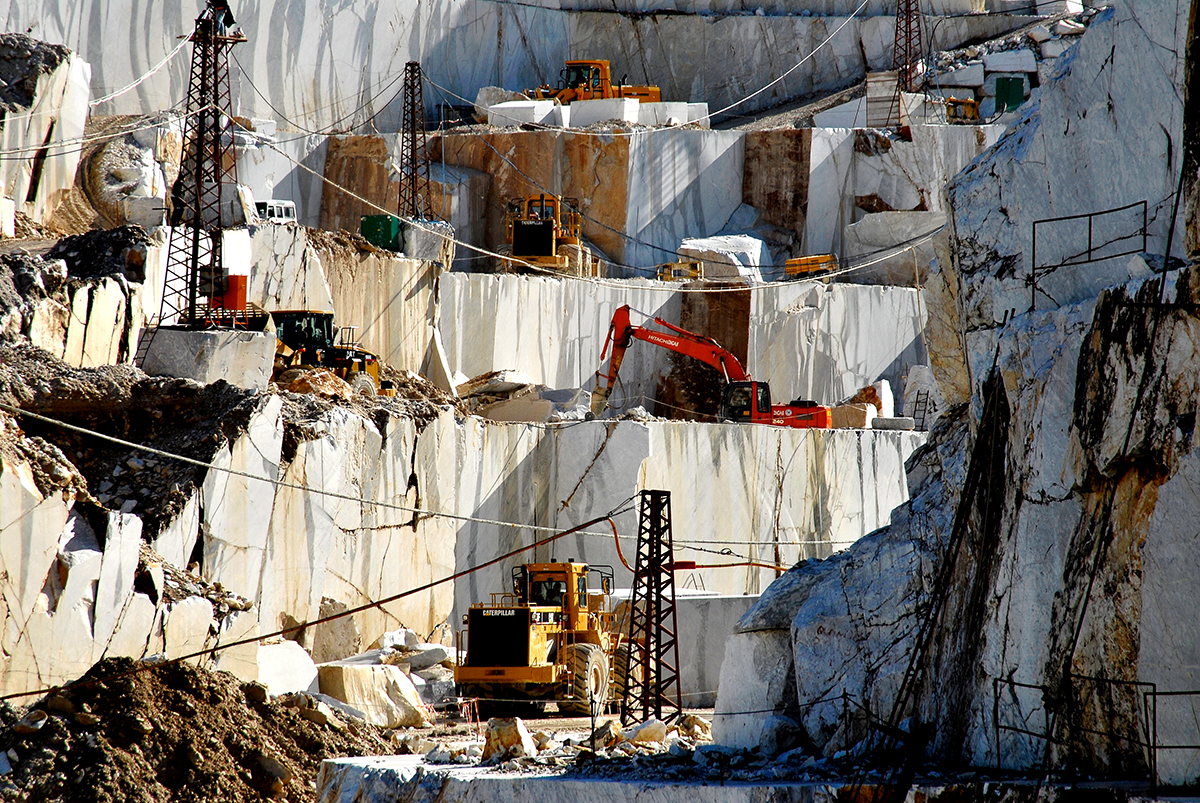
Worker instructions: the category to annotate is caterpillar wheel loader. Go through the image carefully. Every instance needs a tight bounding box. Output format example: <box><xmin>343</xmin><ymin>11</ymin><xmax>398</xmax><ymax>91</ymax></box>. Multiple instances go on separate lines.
<box><xmin>455</xmin><ymin>560</ymin><xmax>630</xmax><ymax>717</ymax></box>
<box><xmin>270</xmin><ymin>310</ymin><xmax>392</xmax><ymax>397</ymax></box>
<box><xmin>495</xmin><ymin>194</ymin><xmax>601</xmax><ymax>278</ymax></box>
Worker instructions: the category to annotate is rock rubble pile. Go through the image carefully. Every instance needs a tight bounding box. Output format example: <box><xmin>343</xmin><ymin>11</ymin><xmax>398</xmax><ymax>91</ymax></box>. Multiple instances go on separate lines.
<box><xmin>0</xmin><ymin>658</ymin><xmax>393</xmax><ymax>803</ymax></box>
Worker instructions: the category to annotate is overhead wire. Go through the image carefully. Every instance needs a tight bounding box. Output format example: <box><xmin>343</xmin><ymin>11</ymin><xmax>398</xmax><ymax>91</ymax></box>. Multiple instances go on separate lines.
<box><xmin>0</xmin><ymin>400</ymin><xmax>617</xmax><ymax>540</ymax></box>
<box><xmin>0</xmin><ymin>402</ymin><xmax>847</xmax><ymax>554</ymax></box>
<box><xmin>0</xmin><ymin>504</ymin><xmax>635</xmax><ymax>702</ymax></box>
<box><xmin>232</xmin><ymin>53</ymin><xmax>409</xmax><ymax>136</ymax></box>
<box><xmin>90</xmin><ymin>32</ymin><xmax>194</xmax><ymax>107</ymax></box>
<box><xmin>0</xmin><ymin>105</ymin><xmax>194</xmax><ymax>161</ymax></box>
<box><xmin>421</xmin><ymin>0</ymin><xmax>871</xmax><ymax>137</ymax></box>
<box><xmin>256</xmin><ymin>127</ymin><xmax>937</xmax><ymax>294</ymax></box>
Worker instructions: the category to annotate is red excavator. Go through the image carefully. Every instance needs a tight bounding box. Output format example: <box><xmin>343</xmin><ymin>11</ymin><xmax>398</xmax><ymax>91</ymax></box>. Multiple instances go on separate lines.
<box><xmin>590</xmin><ymin>305</ymin><xmax>831</xmax><ymax>428</ymax></box>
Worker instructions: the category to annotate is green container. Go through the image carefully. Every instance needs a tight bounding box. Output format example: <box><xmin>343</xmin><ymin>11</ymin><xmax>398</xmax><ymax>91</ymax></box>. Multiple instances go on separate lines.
<box><xmin>995</xmin><ymin>76</ymin><xmax>1025</xmax><ymax>113</ymax></box>
<box><xmin>360</xmin><ymin>215</ymin><xmax>401</xmax><ymax>250</ymax></box>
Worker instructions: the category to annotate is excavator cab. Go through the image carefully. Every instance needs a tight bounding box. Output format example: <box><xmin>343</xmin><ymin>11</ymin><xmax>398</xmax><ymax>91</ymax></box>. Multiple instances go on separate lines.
<box><xmin>720</xmin><ymin>380</ymin><xmax>771</xmax><ymax>422</ymax></box>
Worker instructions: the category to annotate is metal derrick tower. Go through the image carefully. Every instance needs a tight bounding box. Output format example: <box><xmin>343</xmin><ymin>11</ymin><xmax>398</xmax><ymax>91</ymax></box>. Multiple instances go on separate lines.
<box><xmin>149</xmin><ymin>0</ymin><xmax>246</xmax><ymax>348</ymax></box>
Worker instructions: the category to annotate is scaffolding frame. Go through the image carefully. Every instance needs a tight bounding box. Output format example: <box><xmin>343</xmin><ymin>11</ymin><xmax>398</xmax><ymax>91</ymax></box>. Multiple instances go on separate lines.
<box><xmin>398</xmin><ymin>61</ymin><xmax>431</xmax><ymax>220</ymax></box>
<box><xmin>621</xmin><ymin>490</ymin><xmax>685</xmax><ymax>726</ymax></box>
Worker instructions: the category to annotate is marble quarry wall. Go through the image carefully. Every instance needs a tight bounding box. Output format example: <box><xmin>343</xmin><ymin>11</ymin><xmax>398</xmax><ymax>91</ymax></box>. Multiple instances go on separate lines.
<box><xmin>5</xmin><ymin>1</ymin><xmax>1034</xmax><ymax>132</ymax></box>
<box><xmin>805</xmin><ymin>122</ymin><xmax>1006</xmax><ymax>265</ymax></box>
<box><xmin>715</xmin><ymin>0</ymin><xmax>1200</xmax><ymax>786</ymax></box>
<box><xmin>439</xmin><ymin>273</ymin><xmax>926</xmax><ymax>414</ymax></box>
<box><xmin>0</xmin><ymin>392</ymin><xmax>923</xmax><ymax>700</ymax></box>
<box><xmin>238</xmin><ymin>135</ymin><xmax>329</xmax><ymax>229</ymax></box>
<box><xmin>0</xmin><ymin>37</ymin><xmax>90</xmax><ymax>224</ymax></box>
<box><xmin>3</xmin><ymin>222</ymin><xmax>437</xmax><ymax>380</ymax></box>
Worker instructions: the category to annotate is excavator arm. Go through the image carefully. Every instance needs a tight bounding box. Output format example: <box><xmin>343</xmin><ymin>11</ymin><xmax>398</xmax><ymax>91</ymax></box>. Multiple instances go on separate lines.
<box><xmin>590</xmin><ymin>305</ymin><xmax>749</xmax><ymax>415</ymax></box>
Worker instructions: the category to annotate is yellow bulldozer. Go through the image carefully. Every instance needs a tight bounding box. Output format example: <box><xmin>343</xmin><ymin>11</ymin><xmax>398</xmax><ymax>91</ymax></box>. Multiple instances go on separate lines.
<box><xmin>495</xmin><ymin>194</ymin><xmax>601</xmax><ymax>277</ymax></box>
<box><xmin>527</xmin><ymin>60</ymin><xmax>661</xmax><ymax>104</ymax></box>
<box><xmin>455</xmin><ymin>560</ymin><xmax>629</xmax><ymax>717</ymax></box>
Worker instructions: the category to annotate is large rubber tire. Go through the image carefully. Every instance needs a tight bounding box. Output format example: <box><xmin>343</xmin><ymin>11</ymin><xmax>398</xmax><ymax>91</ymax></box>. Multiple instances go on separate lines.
<box><xmin>559</xmin><ymin>644</ymin><xmax>608</xmax><ymax>717</ymax></box>
<box><xmin>560</xmin><ymin>243</ymin><xmax>583</xmax><ymax>277</ymax></box>
<box><xmin>350</xmin><ymin>372</ymin><xmax>376</xmax><ymax>396</ymax></box>
<box><xmin>493</xmin><ymin>243</ymin><xmax>513</xmax><ymax>274</ymax></box>
<box><xmin>611</xmin><ymin>643</ymin><xmax>642</xmax><ymax>702</ymax></box>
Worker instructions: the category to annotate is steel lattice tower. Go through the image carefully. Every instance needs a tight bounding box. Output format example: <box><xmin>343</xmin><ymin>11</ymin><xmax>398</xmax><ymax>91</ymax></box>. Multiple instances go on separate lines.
<box><xmin>398</xmin><ymin>61</ymin><xmax>431</xmax><ymax>220</ymax></box>
<box><xmin>153</xmin><ymin>3</ymin><xmax>245</xmax><ymax>338</ymax></box>
<box><xmin>892</xmin><ymin>0</ymin><xmax>924</xmax><ymax>92</ymax></box>
<box><xmin>621</xmin><ymin>490</ymin><xmax>684</xmax><ymax>726</ymax></box>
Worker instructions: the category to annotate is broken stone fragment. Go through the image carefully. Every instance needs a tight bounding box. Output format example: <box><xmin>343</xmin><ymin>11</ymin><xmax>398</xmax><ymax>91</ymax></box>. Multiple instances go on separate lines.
<box><xmin>299</xmin><ymin>700</ymin><xmax>343</xmax><ymax>730</ymax></box>
<box><xmin>13</xmin><ymin>710</ymin><xmax>46</xmax><ymax>735</ymax></box>
<box><xmin>588</xmin><ymin>718</ymin><xmax>620</xmax><ymax>748</ymax></box>
<box><xmin>370</xmin><ymin>628</ymin><xmax>421</xmax><ymax>651</ymax></box>
<box><xmin>45</xmin><ymin>694</ymin><xmax>74</xmax><ymax>715</ymax></box>
<box><xmin>244</xmin><ymin>681</ymin><xmax>269</xmax><ymax>703</ymax></box>
<box><xmin>482</xmin><ymin>717</ymin><xmax>537</xmax><ymax>762</ymax></box>
<box><xmin>399</xmin><ymin>643</ymin><xmax>451</xmax><ymax>671</ymax></box>
<box><xmin>257</xmin><ymin>752</ymin><xmax>292</xmax><ymax>798</ymax></box>
<box><xmin>678</xmin><ymin>714</ymin><xmax>712</xmax><ymax>742</ymax></box>
<box><xmin>625</xmin><ymin>718</ymin><xmax>668</xmax><ymax>744</ymax></box>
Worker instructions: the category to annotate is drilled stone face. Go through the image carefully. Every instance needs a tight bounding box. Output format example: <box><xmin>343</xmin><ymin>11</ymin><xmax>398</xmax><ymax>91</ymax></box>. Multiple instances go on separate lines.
<box><xmin>432</xmin><ymin>130</ymin><xmax>631</xmax><ymax>263</ymax></box>
<box><xmin>742</xmin><ymin>130</ymin><xmax>810</xmax><ymax>243</ymax></box>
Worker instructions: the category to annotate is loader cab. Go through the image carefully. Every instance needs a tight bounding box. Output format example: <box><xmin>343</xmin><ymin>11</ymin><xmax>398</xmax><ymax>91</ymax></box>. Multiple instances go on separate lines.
<box><xmin>559</xmin><ymin>60</ymin><xmax>610</xmax><ymax>98</ymax></box>
<box><xmin>721</xmin><ymin>380</ymin><xmax>771</xmax><ymax>423</ymax></box>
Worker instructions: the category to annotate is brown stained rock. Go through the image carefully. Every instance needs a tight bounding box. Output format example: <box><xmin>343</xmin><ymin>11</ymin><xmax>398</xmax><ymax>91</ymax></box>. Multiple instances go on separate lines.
<box><xmin>743</xmin><ymin>129</ymin><xmax>810</xmax><ymax>241</ymax></box>
<box><xmin>45</xmin><ymin>695</ymin><xmax>74</xmax><ymax>715</ymax></box>
<box><xmin>285</xmin><ymin>369</ymin><xmax>353</xmax><ymax>401</ymax></box>
<box><xmin>431</xmin><ymin>129</ymin><xmax>631</xmax><ymax>264</ymax></box>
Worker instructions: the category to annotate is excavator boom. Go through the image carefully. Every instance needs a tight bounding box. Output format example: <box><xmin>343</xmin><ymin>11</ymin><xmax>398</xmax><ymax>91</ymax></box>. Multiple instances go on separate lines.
<box><xmin>591</xmin><ymin>305</ymin><xmax>748</xmax><ymax>414</ymax></box>
<box><xmin>590</xmin><ymin>305</ymin><xmax>830</xmax><ymax>429</ymax></box>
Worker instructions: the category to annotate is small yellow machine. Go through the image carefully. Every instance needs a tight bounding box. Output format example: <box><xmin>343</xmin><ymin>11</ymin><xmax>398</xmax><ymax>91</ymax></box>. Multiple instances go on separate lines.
<box><xmin>528</xmin><ymin>60</ymin><xmax>661</xmax><ymax>104</ymax></box>
<box><xmin>945</xmin><ymin>96</ymin><xmax>980</xmax><ymax>123</ymax></box>
<box><xmin>455</xmin><ymin>561</ymin><xmax>625</xmax><ymax>716</ymax></box>
<box><xmin>496</xmin><ymin>194</ymin><xmax>600</xmax><ymax>277</ymax></box>
<box><xmin>784</xmin><ymin>254</ymin><xmax>839</xmax><ymax>278</ymax></box>
<box><xmin>270</xmin><ymin>310</ymin><xmax>393</xmax><ymax>396</ymax></box>
<box><xmin>655</xmin><ymin>260</ymin><xmax>705</xmax><ymax>281</ymax></box>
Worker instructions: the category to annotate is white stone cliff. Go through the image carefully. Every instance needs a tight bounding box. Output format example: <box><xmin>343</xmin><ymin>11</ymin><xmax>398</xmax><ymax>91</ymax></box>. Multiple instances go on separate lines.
<box><xmin>715</xmin><ymin>0</ymin><xmax>1200</xmax><ymax>785</ymax></box>
<box><xmin>4</xmin><ymin>1</ymin><xmax>1035</xmax><ymax>130</ymax></box>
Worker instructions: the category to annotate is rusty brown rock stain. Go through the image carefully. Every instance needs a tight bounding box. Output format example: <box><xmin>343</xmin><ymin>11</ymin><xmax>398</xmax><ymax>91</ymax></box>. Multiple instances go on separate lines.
<box><xmin>743</xmin><ymin>129</ymin><xmax>810</xmax><ymax>241</ymax></box>
<box><xmin>431</xmin><ymin>130</ymin><xmax>631</xmax><ymax>264</ymax></box>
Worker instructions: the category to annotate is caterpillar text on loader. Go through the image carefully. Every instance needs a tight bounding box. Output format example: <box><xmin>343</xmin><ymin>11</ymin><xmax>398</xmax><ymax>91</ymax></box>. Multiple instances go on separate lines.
<box><xmin>455</xmin><ymin>561</ymin><xmax>627</xmax><ymax>717</ymax></box>
<box><xmin>591</xmin><ymin>304</ymin><xmax>832</xmax><ymax>427</ymax></box>
<box><xmin>527</xmin><ymin>60</ymin><xmax>661</xmax><ymax>104</ymax></box>
<box><xmin>496</xmin><ymin>193</ymin><xmax>600</xmax><ymax>277</ymax></box>
<box><xmin>270</xmin><ymin>310</ymin><xmax>392</xmax><ymax>396</ymax></box>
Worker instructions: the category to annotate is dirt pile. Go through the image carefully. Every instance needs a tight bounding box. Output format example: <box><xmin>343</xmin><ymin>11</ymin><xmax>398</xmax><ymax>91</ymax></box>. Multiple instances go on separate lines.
<box><xmin>0</xmin><ymin>33</ymin><xmax>69</xmax><ymax>111</ymax></box>
<box><xmin>0</xmin><ymin>252</ymin><xmax>66</xmax><ymax>336</ymax></box>
<box><xmin>9</xmin><ymin>211</ymin><xmax>62</xmax><ymax>240</ymax></box>
<box><xmin>0</xmin><ymin>657</ymin><xmax>392</xmax><ymax>803</ymax></box>
<box><xmin>0</xmin><ymin>341</ymin><xmax>259</xmax><ymax>538</ymax></box>
<box><xmin>46</xmin><ymin>226</ymin><xmax>154</xmax><ymax>283</ymax></box>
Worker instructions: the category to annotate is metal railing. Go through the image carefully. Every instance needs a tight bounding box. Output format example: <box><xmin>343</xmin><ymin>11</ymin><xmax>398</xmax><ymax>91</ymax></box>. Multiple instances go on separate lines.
<box><xmin>992</xmin><ymin>674</ymin><xmax>1159</xmax><ymax>791</ymax></box>
<box><xmin>1029</xmin><ymin>200</ymin><xmax>1148</xmax><ymax>310</ymax></box>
